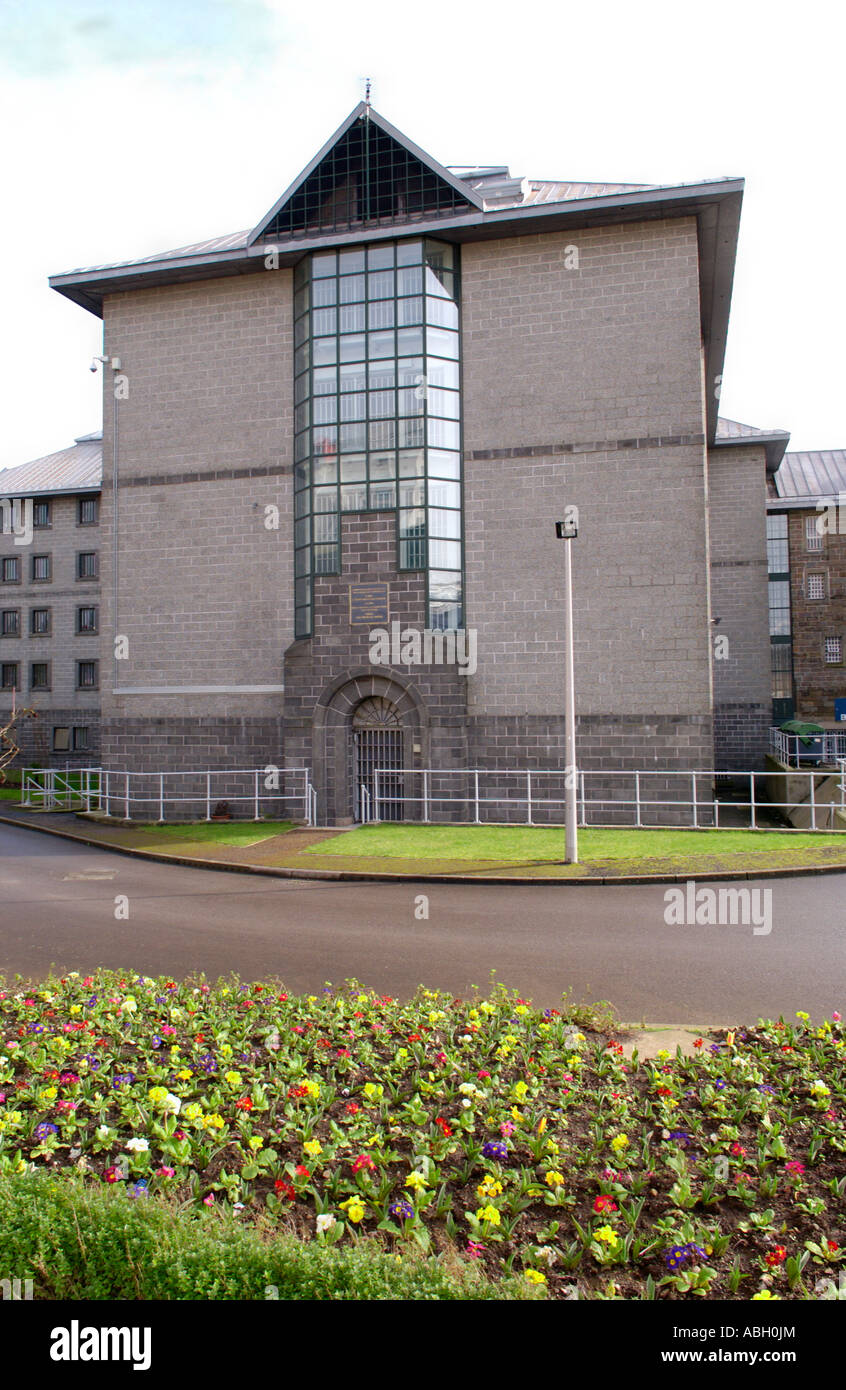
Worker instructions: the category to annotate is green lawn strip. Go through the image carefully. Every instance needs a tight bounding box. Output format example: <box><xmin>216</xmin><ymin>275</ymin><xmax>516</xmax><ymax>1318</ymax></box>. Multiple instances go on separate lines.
<box><xmin>0</xmin><ymin>1171</ymin><xmax>527</xmax><ymax>1301</ymax></box>
<box><xmin>87</xmin><ymin>821</ymin><xmax>296</xmax><ymax>850</ymax></box>
<box><xmin>304</xmin><ymin>826</ymin><xmax>846</xmax><ymax>861</ymax></box>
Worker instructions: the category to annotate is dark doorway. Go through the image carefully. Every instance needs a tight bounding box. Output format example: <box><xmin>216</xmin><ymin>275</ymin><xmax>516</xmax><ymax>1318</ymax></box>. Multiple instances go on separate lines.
<box><xmin>352</xmin><ymin>697</ymin><xmax>404</xmax><ymax>821</ymax></box>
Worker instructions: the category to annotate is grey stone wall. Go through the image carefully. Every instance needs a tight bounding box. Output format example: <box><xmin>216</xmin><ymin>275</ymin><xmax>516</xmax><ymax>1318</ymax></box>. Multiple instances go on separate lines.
<box><xmin>707</xmin><ymin>444</ymin><xmax>771</xmax><ymax>767</ymax></box>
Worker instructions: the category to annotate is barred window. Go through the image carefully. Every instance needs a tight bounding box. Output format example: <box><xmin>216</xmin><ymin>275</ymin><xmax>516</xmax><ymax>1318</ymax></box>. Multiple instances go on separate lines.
<box><xmin>824</xmin><ymin>636</ymin><xmax>842</xmax><ymax>665</ymax></box>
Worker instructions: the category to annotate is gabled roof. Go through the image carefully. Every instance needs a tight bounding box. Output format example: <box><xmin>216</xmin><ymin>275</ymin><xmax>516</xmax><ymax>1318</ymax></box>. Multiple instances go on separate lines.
<box><xmin>248</xmin><ymin>104</ymin><xmax>484</xmax><ymax>245</ymax></box>
<box><xmin>770</xmin><ymin>449</ymin><xmax>846</xmax><ymax>507</ymax></box>
<box><xmin>714</xmin><ymin>417</ymin><xmax>790</xmax><ymax>471</ymax></box>
<box><xmin>0</xmin><ymin>433</ymin><xmax>102</xmax><ymax>496</ymax></box>
<box><xmin>48</xmin><ymin>106</ymin><xmax>746</xmax><ymax>444</ymax></box>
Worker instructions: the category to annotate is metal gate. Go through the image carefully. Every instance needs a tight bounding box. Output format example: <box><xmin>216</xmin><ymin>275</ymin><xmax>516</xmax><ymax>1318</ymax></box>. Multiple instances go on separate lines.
<box><xmin>352</xmin><ymin>697</ymin><xmax>404</xmax><ymax>822</ymax></box>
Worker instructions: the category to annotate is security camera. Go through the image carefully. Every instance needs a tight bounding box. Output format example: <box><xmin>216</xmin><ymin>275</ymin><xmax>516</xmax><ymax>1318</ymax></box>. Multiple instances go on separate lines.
<box><xmin>89</xmin><ymin>362</ymin><xmax>98</xmax><ymax>373</ymax></box>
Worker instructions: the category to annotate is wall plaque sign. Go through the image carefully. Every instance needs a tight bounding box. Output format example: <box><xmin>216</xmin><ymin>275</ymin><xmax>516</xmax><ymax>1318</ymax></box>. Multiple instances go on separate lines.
<box><xmin>349</xmin><ymin>582</ymin><xmax>389</xmax><ymax>625</ymax></box>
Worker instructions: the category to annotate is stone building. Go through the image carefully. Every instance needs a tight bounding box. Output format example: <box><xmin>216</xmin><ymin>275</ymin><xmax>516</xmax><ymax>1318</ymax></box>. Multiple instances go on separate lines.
<box><xmin>0</xmin><ymin>433</ymin><xmax>102</xmax><ymax>767</ymax></box>
<box><xmin>20</xmin><ymin>103</ymin><xmax>787</xmax><ymax>819</ymax></box>
<box><xmin>767</xmin><ymin>449</ymin><xmax>846</xmax><ymax>724</ymax></box>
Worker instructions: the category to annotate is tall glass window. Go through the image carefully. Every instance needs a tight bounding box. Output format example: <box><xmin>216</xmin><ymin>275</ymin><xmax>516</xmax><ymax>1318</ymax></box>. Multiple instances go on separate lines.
<box><xmin>293</xmin><ymin>238</ymin><xmax>462</xmax><ymax>637</ymax></box>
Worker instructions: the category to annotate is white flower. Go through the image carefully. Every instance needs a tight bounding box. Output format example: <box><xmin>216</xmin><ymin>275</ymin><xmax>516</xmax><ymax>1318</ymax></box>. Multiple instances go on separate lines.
<box><xmin>125</xmin><ymin>1137</ymin><xmax>149</xmax><ymax>1153</ymax></box>
<box><xmin>96</xmin><ymin>1125</ymin><xmax>110</xmax><ymax>1139</ymax></box>
<box><xmin>316</xmin><ymin>1214</ymin><xmax>336</xmax><ymax>1234</ymax></box>
<box><xmin>461</xmin><ymin>1098</ymin><xmax>472</xmax><ymax>1108</ymax></box>
<box><xmin>162</xmin><ymin>1093</ymin><xmax>181</xmax><ymax>1115</ymax></box>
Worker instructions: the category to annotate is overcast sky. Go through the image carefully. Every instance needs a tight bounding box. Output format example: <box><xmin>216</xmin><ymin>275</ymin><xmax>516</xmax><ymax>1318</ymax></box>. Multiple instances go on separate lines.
<box><xmin>0</xmin><ymin>0</ymin><xmax>842</xmax><ymax>471</ymax></box>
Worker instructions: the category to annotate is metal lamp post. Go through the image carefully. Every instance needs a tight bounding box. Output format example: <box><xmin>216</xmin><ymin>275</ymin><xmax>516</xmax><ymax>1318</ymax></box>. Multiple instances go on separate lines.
<box><xmin>555</xmin><ymin>515</ymin><xmax>578</xmax><ymax>863</ymax></box>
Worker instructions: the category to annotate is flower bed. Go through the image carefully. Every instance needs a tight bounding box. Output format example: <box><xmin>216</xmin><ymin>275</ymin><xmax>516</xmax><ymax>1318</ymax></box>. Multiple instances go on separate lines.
<box><xmin>0</xmin><ymin>971</ymin><xmax>843</xmax><ymax>1300</ymax></box>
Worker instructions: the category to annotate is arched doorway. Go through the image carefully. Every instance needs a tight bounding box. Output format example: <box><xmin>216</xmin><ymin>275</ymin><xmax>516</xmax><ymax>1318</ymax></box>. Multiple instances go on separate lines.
<box><xmin>352</xmin><ymin>696</ymin><xmax>404</xmax><ymax>822</ymax></box>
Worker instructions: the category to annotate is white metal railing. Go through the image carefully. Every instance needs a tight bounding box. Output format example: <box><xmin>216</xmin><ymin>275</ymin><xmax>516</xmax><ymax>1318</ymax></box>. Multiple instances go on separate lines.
<box><xmin>358</xmin><ymin>766</ymin><xmax>846</xmax><ymax>832</ymax></box>
<box><xmin>21</xmin><ymin>767</ymin><xmax>102</xmax><ymax>811</ymax></box>
<box><xmin>20</xmin><ymin>766</ymin><xmax>315</xmax><ymax>825</ymax></box>
<box><xmin>770</xmin><ymin>726</ymin><xmax>846</xmax><ymax>768</ymax></box>
<box><xmin>839</xmin><ymin>759</ymin><xmax>846</xmax><ymax>812</ymax></box>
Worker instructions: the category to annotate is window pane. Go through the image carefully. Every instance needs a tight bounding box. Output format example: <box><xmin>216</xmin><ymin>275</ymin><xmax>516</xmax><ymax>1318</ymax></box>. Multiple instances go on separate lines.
<box><xmin>312</xmin><ymin>369</ymin><xmax>336</xmax><ymax>397</ymax></box>
<box><xmin>429</xmin><ymin>539</ymin><xmax>462</xmax><ymax>570</ymax></box>
<box><xmin>340</xmin><ymin>456</ymin><xmax>366</xmax><ymax>482</ymax></box>
<box><xmin>429</xmin><ymin>508</ymin><xmax>461</xmax><ymax>539</ymax></box>
<box><xmin>311</xmin><ymin>277</ymin><xmax>337</xmax><ymax>306</ymax></box>
<box><xmin>339</xmin><ymin>303</ymin><xmax>366</xmax><ymax>333</ymax></box>
<box><xmin>426</xmin><ymin>357</ymin><xmax>459</xmax><ymax>389</ymax></box>
<box><xmin>396</xmin><ymin>241</ymin><xmax>423</xmax><ymax>265</ymax></box>
<box><xmin>429</xmin><ymin>479</ymin><xmax>461</xmax><ymax>508</ymax></box>
<box><xmin>339</xmin><ymin>333</ymin><xmax>365</xmax><ymax>362</ymax></box>
<box><xmin>312</xmin><ymin>251</ymin><xmax>337</xmax><ymax>277</ymax></box>
<box><xmin>367</xmin><ymin>244</ymin><xmax>394</xmax><ymax>270</ymax></box>
<box><xmin>397</xmin><ymin>265</ymin><xmax>423</xmax><ymax>295</ymax></box>
<box><xmin>368</xmin><ymin>330</ymin><xmax>395</xmax><ymax>360</ymax></box>
<box><xmin>428</xmin><ymin>450</ymin><xmax>461</xmax><ymax>479</ymax></box>
<box><xmin>339</xmin><ymin>249</ymin><xmax>366</xmax><ymax>273</ymax></box>
<box><xmin>313</xmin><ymin>337</ymin><xmax>337</xmax><ymax>366</ymax></box>
<box><xmin>426</xmin><ymin>326</ymin><xmax>458</xmax><ymax>359</ymax></box>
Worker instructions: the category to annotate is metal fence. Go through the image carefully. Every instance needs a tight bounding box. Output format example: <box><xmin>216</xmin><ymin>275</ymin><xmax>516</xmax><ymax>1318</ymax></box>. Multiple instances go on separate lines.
<box><xmin>769</xmin><ymin>726</ymin><xmax>846</xmax><ymax>767</ymax></box>
<box><xmin>21</xmin><ymin>766</ymin><xmax>316</xmax><ymax>825</ymax></box>
<box><xmin>358</xmin><ymin>766</ymin><xmax>846</xmax><ymax>831</ymax></box>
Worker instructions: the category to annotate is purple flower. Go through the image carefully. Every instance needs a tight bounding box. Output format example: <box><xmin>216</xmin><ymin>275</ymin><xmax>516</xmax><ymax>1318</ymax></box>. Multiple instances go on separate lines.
<box><xmin>482</xmin><ymin>1140</ymin><xmax>508</xmax><ymax>1161</ymax></box>
<box><xmin>389</xmin><ymin>1200</ymin><xmax>414</xmax><ymax>1220</ymax></box>
<box><xmin>111</xmin><ymin>1073</ymin><xmax>135</xmax><ymax>1088</ymax></box>
<box><xmin>34</xmin><ymin>1122</ymin><xmax>59</xmax><ymax>1141</ymax></box>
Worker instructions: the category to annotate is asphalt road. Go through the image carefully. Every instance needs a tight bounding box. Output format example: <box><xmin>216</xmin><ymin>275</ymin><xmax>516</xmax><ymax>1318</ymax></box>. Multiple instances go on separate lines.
<box><xmin>0</xmin><ymin>820</ymin><xmax>843</xmax><ymax>1023</ymax></box>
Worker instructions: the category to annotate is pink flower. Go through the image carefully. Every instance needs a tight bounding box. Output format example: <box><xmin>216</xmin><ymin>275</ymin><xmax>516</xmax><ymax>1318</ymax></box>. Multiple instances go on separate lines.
<box><xmin>833</xmin><ymin>1012</ymin><xmax>842</xmax><ymax>1022</ymax></box>
<box><xmin>202</xmin><ymin>1194</ymin><xmax>214</xmax><ymax>1206</ymax></box>
<box><xmin>477</xmin><ymin>1070</ymin><xmax>491</xmax><ymax>1079</ymax></box>
<box><xmin>500</xmin><ymin>1121</ymin><xmax>516</xmax><ymax>1137</ymax></box>
<box><xmin>156</xmin><ymin>1166</ymin><xmax>176</xmax><ymax>1178</ymax></box>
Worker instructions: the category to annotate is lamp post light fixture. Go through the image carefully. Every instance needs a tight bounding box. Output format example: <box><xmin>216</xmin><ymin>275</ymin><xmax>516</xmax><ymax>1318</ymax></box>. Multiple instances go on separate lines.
<box><xmin>555</xmin><ymin>512</ymin><xmax>579</xmax><ymax>863</ymax></box>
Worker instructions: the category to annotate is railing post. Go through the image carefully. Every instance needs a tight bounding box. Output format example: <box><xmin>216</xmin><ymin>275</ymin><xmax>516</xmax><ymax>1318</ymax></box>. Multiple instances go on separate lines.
<box><xmin>749</xmin><ymin>771</ymin><xmax>756</xmax><ymax>830</ymax></box>
<box><xmin>635</xmin><ymin>771</ymin><xmax>641</xmax><ymax>828</ymax></box>
<box><xmin>159</xmin><ymin>773</ymin><xmax>165</xmax><ymax>822</ymax></box>
<box><xmin>810</xmin><ymin>772</ymin><xmax>816</xmax><ymax>831</ymax></box>
<box><xmin>423</xmin><ymin>770</ymin><xmax>429</xmax><ymax>824</ymax></box>
<box><xmin>254</xmin><ymin>769</ymin><xmax>260</xmax><ymax>821</ymax></box>
<box><xmin>374</xmin><ymin>767</ymin><xmax>380</xmax><ymax>822</ymax></box>
<box><xmin>124</xmin><ymin>772</ymin><xmax>130</xmax><ymax>821</ymax></box>
<box><xmin>206</xmin><ymin>772</ymin><xmax>211</xmax><ymax>821</ymax></box>
<box><xmin>579</xmin><ymin>770</ymin><xmax>585</xmax><ymax>827</ymax></box>
<box><xmin>691</xmin><ymin>772</ymin><xmax>698</xmax><ymax>829</ymax></box>
<box><xmin>527</xmin><ymin>770</ymin><xmax>532</xmax><ymax>825</ymax></box>
<box><xmin>474</xmin><ymin>770</ymin><xmax>480</xmax><ymax>824</ymax></box>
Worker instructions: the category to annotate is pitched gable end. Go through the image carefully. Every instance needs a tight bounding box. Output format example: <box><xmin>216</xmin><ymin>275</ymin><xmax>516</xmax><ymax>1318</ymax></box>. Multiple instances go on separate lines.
<box><xmin>248</xmin><ymin>103</ymin><xmax>483</xmax><ymax>245</ymax></box>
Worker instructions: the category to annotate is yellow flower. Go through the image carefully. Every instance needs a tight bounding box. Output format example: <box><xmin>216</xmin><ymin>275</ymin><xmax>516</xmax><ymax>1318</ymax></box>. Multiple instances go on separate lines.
<box><xmin>224</xmin><ymin>1071</ymin><xmax>242</xmax><ymax>1087</ymax></box>
<box><xmin>610</xmin><ymin>1133</ymin><xmax>629</xmax><ymax>1153</ymax></box>
<box><xmin>176</xmin><ymin>1069</ymin><xmax>193</xmax><ymax>1081</ymax></box>
<box><xmin>537</xmin><ymin>1117</ymin><xmax>547</xmax><ymax>1135</ymax></box>
<box><xmin>546</xmin><ymin>1138</ymin><xmax>560</xmax><ymax>1154</ymax></box>
<box><xmin>525</xmin><ymin>1269</ymin><xmax>547</xmax><ymax>1284</ymax></box>
<box><xmin>476</xmin><ymin>1205</ymin><xmax>501</xmax><ymax>1226</ymax></box>
<box><xmin>510</xmin><ymin>1108</ymin><xmax>524</xmax><ymax>1123</ymax></box>
<box><xmin>303</xmin><ymin>1139</ymin><xmax>322</xmax><ymax>1157</ymax></box>
<box><xmin>69</xmin><ymin>1005</ymin><xmax>81</xmax><ymax>1015</ymax></box>
<box><xmin>477</xmin><ymin>1176</ymin><xmax>503</xmax><ymax>1198</ymax></box>
<box><xmin>304</xmin><ymin>1080</ymin><xmax>320</xmax><ymax>1099</ymax></box>
<box><xmin>148</xmin><ymin>1086</ymin><xmax>168</xmax><ymax>1107</ymax></box>
<box><xmin>752</xmin><ymin>1290</ymin><xmax>780</xmax><ymax>1300</ymax></box>
<box><xmin>404</xmin><ymin>1171</ymin><xmax>427</xmax><ymax>1191</ymax></box>
<box><xmin>796</xmin><ymin>1011</ymin><xmax>809</xmax><ymax>1021</ymax></box>
<box><xmin>248</xmin><ymin>1136</ymin><xmax>262</xmax><ymax>1150</ymax></box>
<box><xmin>340</xmin><ymin>1197</ymin><xmax>365</xmax><ymax>1223</ymax></box>
<box><xmin>204</xmin><ymin>1113</ymin><xmax>225</xmax><ymax>1130</ymax></box>
<box><xmin>594</xmin><ymin>1225</ymin><xmax>619</xmax><ymax>1245</ymax></box>
<box><xmin>515</xmin><ymin>1005</ymin><xmax>529</xmax><ymax>1016</ymax></box>
<box><xmin>545</xmin><ymin>1170</ymin><xmax>565</xmax><ymax>1188</ymax></box>
<box><xmin>41</xmin><ymin>1087</ymin><xmax>57</xmax><ymax>1102</ymax></box>
<box><xmin>183</xmin><ymin>1103</ymin><xmax>203</xmax><ymax>1123</ymax></box>
<box><xmin>120</xmin><ymin>997</ymin><xmax>137</xmax><ymax>1014</ymax></box>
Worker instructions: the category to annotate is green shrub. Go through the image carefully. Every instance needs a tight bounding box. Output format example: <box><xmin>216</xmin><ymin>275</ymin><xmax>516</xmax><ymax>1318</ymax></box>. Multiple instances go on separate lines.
<box><xmin>0</xmin><ymin>1172</ymin><xmax>531</xmax><ymax>1301</ymax></box>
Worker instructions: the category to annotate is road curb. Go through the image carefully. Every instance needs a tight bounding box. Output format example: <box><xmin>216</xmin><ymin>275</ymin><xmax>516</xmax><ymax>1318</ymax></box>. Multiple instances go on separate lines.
<box><xmin>2</xmin><ymin>811</ymin><xmax>846</xmax><ymax>885</ymax></box>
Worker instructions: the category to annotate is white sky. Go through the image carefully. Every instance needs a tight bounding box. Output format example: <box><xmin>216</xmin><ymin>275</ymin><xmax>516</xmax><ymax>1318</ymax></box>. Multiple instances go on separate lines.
<box><xmin>1</xmin><ymin>0</ymin><xmax>843</xmax><ymax>471</ymax></box>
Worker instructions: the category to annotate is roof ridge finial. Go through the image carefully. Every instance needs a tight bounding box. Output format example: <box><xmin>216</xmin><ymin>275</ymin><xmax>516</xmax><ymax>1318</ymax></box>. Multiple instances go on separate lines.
<box><xmin>364</xmin><ymin>76</ymin><xmax>371</xmax><ymax>113</ymax></box>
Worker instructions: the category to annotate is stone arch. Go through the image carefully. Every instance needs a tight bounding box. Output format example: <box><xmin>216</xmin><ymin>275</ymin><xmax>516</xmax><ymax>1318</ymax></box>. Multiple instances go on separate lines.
<box><xmin>311</xmin><ymin>669</ymin><xmax>428</xmax><ymax>824</ymax></box>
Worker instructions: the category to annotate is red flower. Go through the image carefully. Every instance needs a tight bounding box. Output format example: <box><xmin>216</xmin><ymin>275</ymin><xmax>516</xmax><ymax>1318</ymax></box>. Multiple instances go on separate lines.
<box><xmin>288</xmin><ymin>1084</ymin><xmax>308</xmax><ymax>1099</ymax></box>
<box><xmin>435</xmin><ymin>1117</ymin><xmax>453</xmax><ymax>1136</ymax></box>
<box><xmin>235</xmin><ymin>1097</ymin><xmax>253</xmax><ymax>1112</ymax></box>
<box><xmin>278</xmin><ymin>993</ymin><xmax>288</xmax><ymax>1002</ymax></box>
<box><xmin>274</xmin><ymin>1179</ymin><xmax>296</xmax><ymax>1201</ymax></box>
<box><xmin>594</xmin><ymin>1195</ymin><xmax>618</xmax><ymax>1213</ymax></box>
<box><xmin>693</xmin><ymin>1038</ymin><xmax>703</xmax><ymax>1048</ymax></box>
<box><xmin>345</xmin><ymin>1102</ymin><xmax>361</xmax><ymax>1115</ymax></box>
<box><xmin>765</xmin><ymin>1246</ymin><xmax>787</xmax><ymax>1267</ymax></box>
<box><xmin>295</xmin><ymin>1165</ymin><xmax>310</xmax><ymax>1179</ymax></box>
<box><xmin>827</xmin><ymin>1240</ymin><xmax>839</xmax><ymax>1253</ymax></box>
<box><xmin>408</xmin><ymin>1034</ymin><xmax>422</xmax><ymax>1043</ymax></box>
<box><xmin>351</xmin><ymin>1154</ymin><xmax>376</xmax><ymax>1173</ymax></box>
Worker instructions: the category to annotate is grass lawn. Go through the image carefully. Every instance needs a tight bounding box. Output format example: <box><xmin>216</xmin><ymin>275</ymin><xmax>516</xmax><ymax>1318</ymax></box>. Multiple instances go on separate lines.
<box><xmin>0</xmin><ymin>970</ymin><xmax>842</xmax><ymax>1301</ymax></box>
<box><xmin>291</xmin><ymin>824</ymin><xmax>846</xmax><ymax>877</ymax></box>
<box><xmin>127</xmin><ymin>820</ymin><xmax>296</xmax><ymax>848</ymax></box>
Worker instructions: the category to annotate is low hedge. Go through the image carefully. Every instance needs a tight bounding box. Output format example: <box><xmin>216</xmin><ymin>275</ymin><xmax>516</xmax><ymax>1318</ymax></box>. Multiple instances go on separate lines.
<box><xmin>0</xmin><ymin>1171</ymin><xmax>530</xmax><ymax>1301</ymax></box>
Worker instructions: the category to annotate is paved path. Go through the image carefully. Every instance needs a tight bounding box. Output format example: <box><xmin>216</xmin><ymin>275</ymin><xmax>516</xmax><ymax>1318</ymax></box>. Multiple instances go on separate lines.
<box><xmin>0</xmin><ymin>821</ymin><xmax>843</xmax><ymax>1022</ymax></box>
